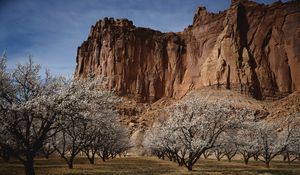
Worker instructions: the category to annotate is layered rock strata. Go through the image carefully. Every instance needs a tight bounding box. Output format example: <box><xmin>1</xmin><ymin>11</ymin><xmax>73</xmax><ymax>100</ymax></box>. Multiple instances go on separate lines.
<box><xmin>75</xmin><ymin>0</ymin><xmax>300</xmax><ymax>101</ymax></box>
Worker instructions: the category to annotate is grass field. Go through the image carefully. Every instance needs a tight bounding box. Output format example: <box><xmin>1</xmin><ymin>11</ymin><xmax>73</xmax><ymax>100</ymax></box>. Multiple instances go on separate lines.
<box><xmin>1</xmin><ymin>156</ymin><xmax>300</xmax><ymax>175</ymax></box>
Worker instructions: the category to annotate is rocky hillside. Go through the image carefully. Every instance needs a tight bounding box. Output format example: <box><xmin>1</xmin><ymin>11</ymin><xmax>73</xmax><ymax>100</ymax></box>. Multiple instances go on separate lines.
<box><xmin>75</xmin><ymin>0</ymin><xmax>300</xmax><ymax>102</ymax></box>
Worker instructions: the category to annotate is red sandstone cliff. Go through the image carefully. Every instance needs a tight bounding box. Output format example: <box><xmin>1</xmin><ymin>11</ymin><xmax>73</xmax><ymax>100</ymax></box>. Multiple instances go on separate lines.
<box><xmin>75</xmin><ymin>0</ymin><xmax>300</xmax><ymax>102</ymax></box>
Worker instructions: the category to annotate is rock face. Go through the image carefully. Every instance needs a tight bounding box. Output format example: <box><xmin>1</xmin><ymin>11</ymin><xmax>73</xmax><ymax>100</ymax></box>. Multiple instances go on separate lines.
<box><xmin>75</xmin><ymin>0</ymin><xmax>300</xmax><ymax>102</ymax></box>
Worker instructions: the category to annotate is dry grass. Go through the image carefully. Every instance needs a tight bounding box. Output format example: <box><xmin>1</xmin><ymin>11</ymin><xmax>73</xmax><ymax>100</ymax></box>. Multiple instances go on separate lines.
<box><xmin>1</xmin><ymin>156</ymin><xmax>300</xmax><ymax>175</ymax></box>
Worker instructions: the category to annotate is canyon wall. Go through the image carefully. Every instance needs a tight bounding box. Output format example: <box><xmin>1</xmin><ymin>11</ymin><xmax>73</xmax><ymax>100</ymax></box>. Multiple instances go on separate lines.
<box><xmin>75</xmin><ymin>0</ymin><xmax>300</xmax><ymax>102</ymax></box>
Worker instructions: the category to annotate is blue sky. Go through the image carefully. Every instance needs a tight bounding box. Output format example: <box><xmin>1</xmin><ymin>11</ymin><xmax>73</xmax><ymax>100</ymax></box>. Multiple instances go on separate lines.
<box><xmin>0</xmin><ymin>0</ymin><xmax>289</xmax><ymax>77</ymax></box>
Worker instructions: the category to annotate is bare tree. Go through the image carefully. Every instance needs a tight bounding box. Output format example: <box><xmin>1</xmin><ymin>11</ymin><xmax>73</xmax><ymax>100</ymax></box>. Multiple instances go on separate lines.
<box><xmin>235</xmin><ymin>121</ymin><xmax>260</xmax><ymax>165</ymax></box>
<box><xmin>51</xmin><ymin>80</ymin><xmax>111</xmax><ymax>168</ymax></box>
<box><xmin>144</xmin><ymin>124</ymin><xmax>185</xmax><ymax>166</ymax></box>
<box><xmin>0</xmin><ymin>58</ymin><xmax>65</xmax><ymax>175</ymax></box>
<box><xmin>202</xmin><ymin>150</ymin><xmax>213</xmax><ymax>159</ymax></box>
<box><xmin>0</xmin><ymin>57</ymin><xmax>130</xmax><ymax>174</ymax></box>
<box><xmin>213</xmin><ymin>148</ymin><xmax>226</xmax><ymax>161</ymax></box>
<box><xmin>256</xmin><ymin>119</ymin><xmax>293</xmax><ymax>168</ymax></box>
<box><xmin>282</xmin><ymin>114</ymin><xmax>300</xmax><ymax>164</ymax></box>
<box><xmin>54</xmin><ymin>115</ymin><xmax>94</xmax><ymax>169</ymax></box>
<box><xmin>40</xmin><ymin>141</ymin><xmax>56</xmax><ymax>159</ymax></box>
<box><xmin>52</xmin><ymin>80</ymin><xmax>129</xmax><ymax>168</ymax></box>
<box><xmin>82</xmin><ymin>109</ymin><xmax>130</xmax><ymax>164</ymax></box>
<box><xmin>96</xmin><ymin>123</ymin><xmax>131</xmax><ymax>162</ymax></box>
<box><xmin>144</xmin><ymin>93</ymin><xmax>255</xmax><ymax>171</ymax></box>
<box><xmin>215</xmin><ymin>131</ymin><xmax>238</xmax><ymax>162</ymax></box>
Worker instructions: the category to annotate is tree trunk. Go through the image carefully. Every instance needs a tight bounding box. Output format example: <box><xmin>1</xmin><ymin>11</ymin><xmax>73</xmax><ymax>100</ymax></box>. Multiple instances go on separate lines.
<box><xmin>215</xmin><ymin>151</ymin><xmax>223</xmax><ymax>161</ymax></box>
<box><xmin>68</xmin><ymin>157</ymin><xmax>74</xmax><ymax>169</ymax></box>
<box><xmin>187</xmin><ymin>164</ymin><xmax>193</xmax><ymax>171</ymax></box>
<box><xmin>226</xmin><ymin>154</ymin><xmax>233</xmax><ymax>162</ymax></box>
<box><xmin>244</xmin><ymin>157</ymin><xmax>250</xmax><ymax>165</ymax></box>
<box><xmin>253</xmin><ymin>154</ymin><xmax>259</xmax><ymax>161</ymax></box>
<box><xmin>90</xmin><ymin>154</ymin><xmax>95</xmax><ymax>164</ymax></box>
<box><xmin>88</xmin><ymin>157</ymin><xmax>95</xmax><ymax>164</ymax></box>
<box><xmin>186</xmin><ymin>156</ymin><xmax>194</xmax><ymax>171</ymax></box>
<box><xmin>68</xmin><ymin>162</ymin><xmax>73</xmax><ymax>169</ymax></box>
<box><xmin>2</xmin><ymin>154</ymin><xmax>10</xmax><ymax>162</ymax></box>
<box><xmin>1</xmin><ymin>150</ymin><xmax>10</xmax><ymax>162</ymax></box>
<box><xmin>203</xmin><ymin>153</ymin><xmax>209</xmax><ymax>159</ymax></box>
<box><xmin>287</xmin><ymin>153</ymin><xmax>291</xmax><ymax>165</ymax></box>
<box><xmin>87</xmin><ymin>152</ymin><xmax>95</xmax><ymax>164</ymax></box>
<box><xmin>24</xmin><ymin>156</ymin><xmax>35</xmax><ymax>175</ymax></box>
<box><xmin>177</xmin><ymin>160</ymin><xmax>184</xmax><ymax>167</ymax></box>
<box><xmin>283</xmin><ymin>154</ymin><xmax>287</xmax><ymax>162</ymax></box>
<box><xmin>265</xmin><ymin>161</ymin><xmax>270</xmax><ymax>168</ymax></box>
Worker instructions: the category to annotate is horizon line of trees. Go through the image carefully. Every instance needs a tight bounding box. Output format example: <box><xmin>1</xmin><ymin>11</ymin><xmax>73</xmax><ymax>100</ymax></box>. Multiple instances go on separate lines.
<box><xmin>0</xmin><ymin>55</ymin><xmax>132</xmax><ymax>175</ymax></box>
